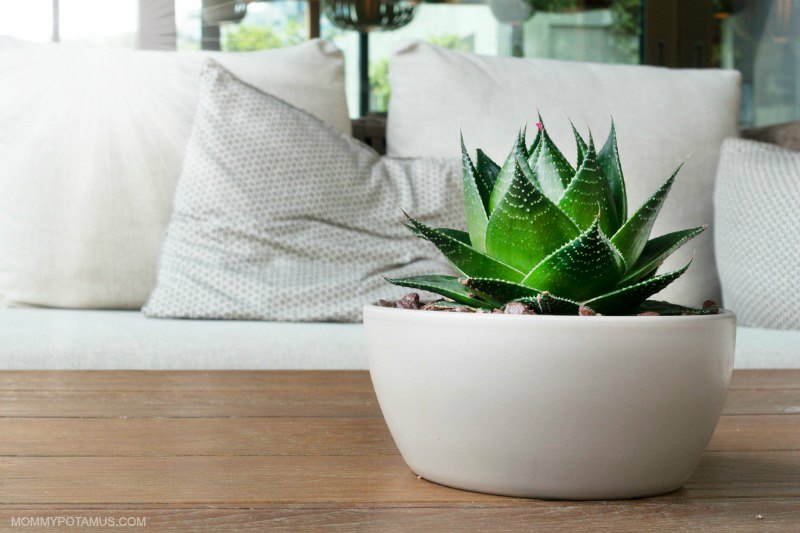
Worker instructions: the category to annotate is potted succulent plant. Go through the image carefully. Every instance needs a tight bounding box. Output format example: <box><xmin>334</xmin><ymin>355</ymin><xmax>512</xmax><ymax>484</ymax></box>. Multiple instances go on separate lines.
<box><xmin>363</xmin><ymin>119</ymin><xmax>736</xmax><ymax>500</ymax></box>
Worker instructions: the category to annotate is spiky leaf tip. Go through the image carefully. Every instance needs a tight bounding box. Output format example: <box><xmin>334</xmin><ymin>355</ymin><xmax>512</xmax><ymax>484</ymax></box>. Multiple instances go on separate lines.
<box><xmin>476</xmin><ymin>149</ymin><xmax>501</xmax><ymax>189</ymax></box>
<box><xmin>620</xmin><ymin>226</ymin><xmax>706</xmax><ymax>285</ymax></box>
<box><xmin>557</xmin><ymin>136</ymin><xmax>620</xmax><ymax>236</ymax></box>
<box><xmin>405</xmin><ymin>224</ymin><xmax>471</xmax><ymax>245</ymax></box>
<box><xmin>610</xmin><ymin>163</ymin><xmax>682</xmax><ymax>266</ymax></box>
<box><xmin>527</xmin><ymin>122</ymin><xmax>543</xmax><ymax>159</ymax></box>
<box><xmin>460</xmin><ymin>135</ymin><xmax>490</xmax><ymax>252</ymax></box>
<box><xmin>488</xmin><ymin>135</ymin><xmax>536</xmax><ymax>213</ymax></box>
<box><xmin>597</xmin><ymin>119</ymin><xmax>627</xmax><ymax>222</ymax></box>
<box><xmin>570</xmin><ymin>120</ymin><xmax>589</xmax><ymax>168</ymax></box>
<box><xmin>528</xmin><ymin>120</ymin><xmax>575</xmax><ymax>202</ymax></box>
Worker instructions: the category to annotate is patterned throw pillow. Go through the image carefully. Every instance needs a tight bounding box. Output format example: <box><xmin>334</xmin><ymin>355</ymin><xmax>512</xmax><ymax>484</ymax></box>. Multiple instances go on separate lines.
<box><xmin>143</xmin><ymin>61</ymin><xmax>462</xmax><ymax>322</ymax></box>
<box><xmin>714</xmin><ymin>138</ymin><xmax>800</xmax><ymax>330</ymax></box>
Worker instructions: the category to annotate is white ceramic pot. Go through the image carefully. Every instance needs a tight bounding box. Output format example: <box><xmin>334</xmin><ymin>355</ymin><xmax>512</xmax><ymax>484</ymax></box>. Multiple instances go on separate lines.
<box><xmin>364</xmin><ymin>305</ymin><xmax>736</xmax><ymax>500</ymax></box>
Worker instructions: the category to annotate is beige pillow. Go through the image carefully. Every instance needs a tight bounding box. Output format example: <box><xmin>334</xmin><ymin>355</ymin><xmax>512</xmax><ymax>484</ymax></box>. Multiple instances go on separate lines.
<box><xmin>0</xmin><ymin>39</ymin><xmax>350</xmax><ymax>309</ymax></box>
<box><xmin>386</xmin><ymin>41</ymin><xmax>741</xmax><ymax>305</ymax></box>
<box><xmin>144</xmin><ymin>61</ymin><xmax>462</xmax><ymax>322</ymax></box>
<box><xmin>715</xmin><ymin>139</ymin><xmax>800</xmax><ymax>330</ymax></box>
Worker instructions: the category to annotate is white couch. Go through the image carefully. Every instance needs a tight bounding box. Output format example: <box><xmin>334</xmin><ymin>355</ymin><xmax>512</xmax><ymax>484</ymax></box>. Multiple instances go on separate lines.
<box><xmin>0</xmin><ymin>40</ymin><xmax>796</xmax><ymax>370</ymax></box>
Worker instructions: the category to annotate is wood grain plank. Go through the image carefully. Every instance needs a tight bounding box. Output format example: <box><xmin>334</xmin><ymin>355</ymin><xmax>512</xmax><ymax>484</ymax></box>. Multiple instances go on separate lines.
<box><xmin>1</xmin><ymin>369</ymin><xmax>795</xmax><ymax>392</ymax></box>
<box><xmin>722</xmin><ymin>389</ymin><xmax>800</xmax><ymax>415</ymax></box>
<box><xmin>707</xmin><ymin>415</ymin><xmax>800</xmax><ymax>452</ymax></box>
<box><xmin>3</xmin><ymin>387</ymin><xmax>796</xmax><ymax>418</ymax></box>
<box><xmin>729</xmin><ymin>370</ymin><xmax>800</xmax><ymax>390</ymax></box>
<box><xmin>0</xmin><ymin>418</ymin><xmax>397</xmax><ymax>457</ymax></box>
<box><xmin>0</xmin><ymin>500</ymin><xmax>796</xmax><ymax>531</ymax></box>
<box><xmin>1</xmin><ymin>369</ymin><xmax>797</xmax><ymax>530</ymax></box>
<box><xmin>1</xmin><ymin>452</ymin><xmax>797</xmax><ymax>505</ymax></box>
<box><xmin>679</xmin><ymin>451</ymin><xmax>800</xmax><ymax>498</ymax></box>
<box><xmin>0</xmin><ymin>415</ymin><xmax>796</xmax><ymax>458</ymax></box>
<box><xmin>0</xmin><ymin>390</ymin><xmax>381</xmax><ymax>418</ymax></box>
<box><xmin>0</xmin><ymin>371</ymin><xmax>374</xmax><ymax>392</ymax></box>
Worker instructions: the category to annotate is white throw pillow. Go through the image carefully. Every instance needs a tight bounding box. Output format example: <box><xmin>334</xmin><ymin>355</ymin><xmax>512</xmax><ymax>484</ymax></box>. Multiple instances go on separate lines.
<box><xmin>0</xmin><ymin>39</ymin><xmax>350</xmax><ymax>309</ymax></box>
<box><xmin>387</xmin><ymin>41</ymin><xmax>741</xmax><ymax>305</ymax></box>
<box><xmin>144</xmin><ymin>61</ymin><xmax>461</xmax><ymax>322</ymax></box>
<box><xmin>715</xmin><ymin>139</ymin><xmax>800</xmax><ymax>330</ymax></box>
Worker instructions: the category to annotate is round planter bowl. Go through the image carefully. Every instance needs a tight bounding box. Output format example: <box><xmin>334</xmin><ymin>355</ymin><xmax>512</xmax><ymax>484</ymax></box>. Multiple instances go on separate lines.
<box><xmin>364</xmin><ymin>305</ymin><xmax>736</xmax><ymax>500</ymax></box>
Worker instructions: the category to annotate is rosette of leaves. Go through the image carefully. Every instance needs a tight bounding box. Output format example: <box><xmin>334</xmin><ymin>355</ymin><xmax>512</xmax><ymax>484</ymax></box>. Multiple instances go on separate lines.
<box><xmin>386</xmin><ymin>119</ymin><xmax>711</xmax><ymax>315</ymax></box>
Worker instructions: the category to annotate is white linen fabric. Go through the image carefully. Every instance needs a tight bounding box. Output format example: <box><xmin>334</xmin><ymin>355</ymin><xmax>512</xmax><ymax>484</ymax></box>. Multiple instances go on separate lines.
<box><xmin>0</xmin><ymin>308</ymin><xmax>367</xmax><ymax>369</ymax></box>
<box><xmin>715</xmin><ymin>138</ymin><xmax>800</xmax><ymax>330</ymax></box>
<box><xmin>0</xmin><ymin>307</ymin><xmax>792</xmax><ymax>370</ymax></box>
<box><xmin>144</xmin><ymin>60</ymin><xmax>462</xmax><ymax>322</ymax></box>
<box><xmin>0</xmin><ymin>38</ymin><xmax>350</xmax><ymax>309</ymax></box>
<box><xmin>386</xmin><ymin>41</ymin><xmax>742</xmax><ymax>305</ymax></box>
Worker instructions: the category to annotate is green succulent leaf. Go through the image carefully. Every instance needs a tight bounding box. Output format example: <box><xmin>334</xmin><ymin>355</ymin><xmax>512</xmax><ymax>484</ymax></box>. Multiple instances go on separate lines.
<box><xmin>521</xmin><ymin>219</ymin><xmax>626</xmax><ymax>301</ymax></box>
<box><xmin>404</xmin><ymin>225</ymin><xmax>471</xmax><ymax>245</ymax></box>
<box><xmin>464</xmin><ymin>277</ymin><xmax>540</xmax><ymax>304</ymax></box>
<box><xmin>384</xmin><ymin>275</ymin><xmax>495</xmax><ymax>308</ymax></box>
<box><xmin>514</xmin><ymin>292</ymin><xmax>581</xmax><ymax>315</ymax></box>
<box><xmin>527</xmin><ymin>126</ymin><xmax>542</xmax><ymax>159</ymax></box>
<box><xmin>528</xmin><ymin>125</ymin><xmax>574</xmax><ymax>202</ymax></box>
<box><xmin>489</xmin><ymin>135</ymin><xmax>536</xmax><ymax>213</ymax></box>
<box><xmin>634</xmin><ymin>300</ymin><xmax>718</xmax><ymax>316</ymax></box>
<box><xmin>405</xmin><ymin>214</ymin><xmax>525</xmax><ymax>282</ymax></box>
<box><xmin>557</xmin><ymin>139</ymin><xmax>620</xmax><ymax>236</ymax></box>
<box><xmin>583</xmin><ymin>261</ymin><xmax>691</xmax><ymax>315</ymax></box>
<box><xmin>389</xmin><ymin>119</ymin><xmax>699</xmax><ymax>317</ymax></box>
<box><xmin>610</xmin><ymin>164</ymin><xmax>681</xmax><ymax>266</ymax></box>
<box><xmin>597</xmin><ymin>119</ymin><xmax>627</xmax><ymax>222</ymax></box>
<box><xmin>461</xmin><ymin>136</ymin><xmax>491</xmax><ymax>251</ymax></box>
<box><xmin>570</xmin><ymin>121</ymin><xmax>589</xmax><ymax>168</ymax></box>
<box><xmin>476</xmin><ymin>149</ymin><xmax>501</xmax><ymax>188</ymax></box>
<box><xmin>620</xmin><ymin>226</ymin><xmax>706</xmax><ymax>285</ymax></box>
<box><xmin>485</xmin><ymin>160</ymin><xmax>581</xmax><ymax>273</ymax></box>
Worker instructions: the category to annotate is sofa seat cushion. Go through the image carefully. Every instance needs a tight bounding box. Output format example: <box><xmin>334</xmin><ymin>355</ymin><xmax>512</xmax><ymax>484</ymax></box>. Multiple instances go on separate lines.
<box><xmin>0</xmin><ymin>309</ymin><xmax>366</xmax><ymax>370</ymax></box>
<box><xmin>733</xmin><ymin>327</ymin><xmax>800</xmax><ymax>369</ymax></box>
<box><xmin>0</xmin><ymin>308</ymin><xmax>794</xmax><ymax>370</ymax></box>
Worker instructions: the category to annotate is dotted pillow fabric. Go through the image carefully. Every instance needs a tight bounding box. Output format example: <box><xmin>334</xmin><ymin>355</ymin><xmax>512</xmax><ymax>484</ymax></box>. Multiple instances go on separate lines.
<box><xmin>143</xmin><ymin>60</ymin><xmax>462</xmax><ymax>322</ymax></box>
<box><xmin>714</xmin><ymin>138</ymin><xmax>800</xmax><ymax>330</ymax></box>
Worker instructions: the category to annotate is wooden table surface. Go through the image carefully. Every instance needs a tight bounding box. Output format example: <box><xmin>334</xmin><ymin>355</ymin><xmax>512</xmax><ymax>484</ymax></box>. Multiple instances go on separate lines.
<box><xmin>0</xmin><ymin>370</ymin><xmax>798</xmax><ymax>531</ymax></box>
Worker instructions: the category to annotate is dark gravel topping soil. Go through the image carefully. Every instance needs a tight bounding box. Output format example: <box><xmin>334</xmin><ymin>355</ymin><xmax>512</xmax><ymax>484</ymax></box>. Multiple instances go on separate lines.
<box><xmin>377</xmin><ymin>294</ymin><xmax>721</xmax><ymax>316</ymax></box>
<box><xmin>396</xmin><ymin>292</ymin><xmax>421</xmax><ymax>309</ymax></box>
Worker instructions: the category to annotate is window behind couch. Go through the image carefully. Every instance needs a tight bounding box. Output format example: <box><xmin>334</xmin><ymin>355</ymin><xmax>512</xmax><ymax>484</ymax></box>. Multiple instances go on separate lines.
<box><xmin>1</xmin><ymin>0</ymin><xmax>797</xmax><ymax>127</ymax></box>
<box><xmin>0</xmin><ymin>0</ymin><xmax>137</xmax><ymax>47</ymax></box>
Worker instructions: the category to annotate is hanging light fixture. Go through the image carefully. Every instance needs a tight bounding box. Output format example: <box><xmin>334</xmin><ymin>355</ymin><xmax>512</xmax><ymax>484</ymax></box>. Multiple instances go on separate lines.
<box><xmin>201</xmin><ymin>0</ymin><xmax>248</xmax><ymax>25</ymax></box>
<box><xmin>323</xmin><ymin>0</ymin><xmax>419</xmax><ymax>116</ymax></box>
<box><xmin>322</xmin><ymin>0</ymin><xmax>419</xmax><ymax>32</ymax></box>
